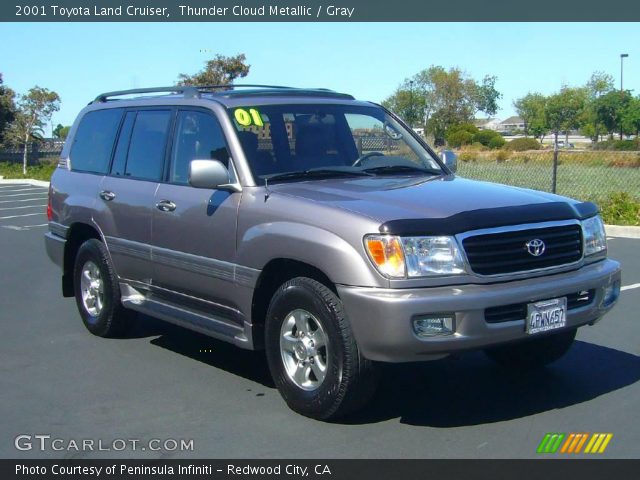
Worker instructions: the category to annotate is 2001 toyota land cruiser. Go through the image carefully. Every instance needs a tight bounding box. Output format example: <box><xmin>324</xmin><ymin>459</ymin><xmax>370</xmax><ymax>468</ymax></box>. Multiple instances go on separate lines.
<box><xmin>46</xmin><ymin>85</ymin><xmax>621</xmax><ymax>420</ymax></box>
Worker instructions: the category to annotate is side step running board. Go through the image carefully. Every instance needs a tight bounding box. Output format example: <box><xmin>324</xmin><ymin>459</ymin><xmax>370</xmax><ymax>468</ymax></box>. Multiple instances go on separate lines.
<box><xmin>120</xmin><ymin>285</ymin><xmax>251</xmax><ymax>349</ymax></box>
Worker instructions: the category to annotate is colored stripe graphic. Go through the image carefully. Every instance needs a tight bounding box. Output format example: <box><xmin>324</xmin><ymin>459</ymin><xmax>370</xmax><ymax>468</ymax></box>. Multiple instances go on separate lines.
<box><xmin>539</xmin><ymin>433</ymin><xmax>613</xmax><ymax>454</ymax></box>
<box><xmin>574</xmin><ymin>433</ymin><xmax>589</xmax><ymax>453</ymax></box>
<box><xmin>585</xmin><ymin>433</ymin><xmax>613</xmax><ymax>454</ymax></box>
<box><xmin>537</xmin><ymin>433</ymin><xmax>565</xmax><ymax>453</ymax></box>
<box><xmin>560</xmin><ymin>433</ymin><xmax>589</xmax><ymax>453</ymax></box>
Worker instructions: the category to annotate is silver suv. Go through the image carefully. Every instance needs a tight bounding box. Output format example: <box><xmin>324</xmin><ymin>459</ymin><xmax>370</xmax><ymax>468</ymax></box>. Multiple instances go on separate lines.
<box><xmin>45</xmin><ymin>85</ymin><xmax>621</xmax><ymax>420</ymax></box>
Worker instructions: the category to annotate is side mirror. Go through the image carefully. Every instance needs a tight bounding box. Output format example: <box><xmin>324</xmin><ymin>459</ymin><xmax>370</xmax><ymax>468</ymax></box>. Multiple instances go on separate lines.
<box><xmin>188</xmin><ymin>160</ymin><xmax>238</xmax><ymax>191</ymax></box>
<box><xmin>440</xmin><ymin>150</ymin><xmax>458</xmax><ymax>174</ymax></box>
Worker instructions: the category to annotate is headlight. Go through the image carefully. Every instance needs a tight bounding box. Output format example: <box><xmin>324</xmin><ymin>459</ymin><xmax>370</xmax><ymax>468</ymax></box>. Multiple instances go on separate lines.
<box><xmin>582</xmin><ymin>215</ymin><xmax>607</xmax><ymax>257</ymax></box>
<box><xmin>364</xmin><ymin>235</ymin><xmax>466</xmax><ymax>278</ymax></box>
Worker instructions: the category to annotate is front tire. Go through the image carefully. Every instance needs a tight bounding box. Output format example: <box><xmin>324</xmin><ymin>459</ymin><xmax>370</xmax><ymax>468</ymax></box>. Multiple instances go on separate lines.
<box><xmin>73</xmin><ymin>239</ymin><xmax>132</xmax><ymax>337</ymax></box>
<box><xmin>484</xmin><ymin>328</ymin><xmax>577</xmax><ymax>369</ymax></box>
<box><xmin>265</xmin><ymin>277</ymin><xmax>377</xmax><ymax>420</ymax></box>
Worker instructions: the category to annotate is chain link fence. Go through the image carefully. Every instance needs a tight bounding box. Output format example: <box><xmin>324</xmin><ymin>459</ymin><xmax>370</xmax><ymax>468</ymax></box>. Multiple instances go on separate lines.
<box><xmin>2</xmin><ymin>141</ymin><xmax>638</xmax><ymax>222</ymax></box>
<box><xmin>454</xmin><ymin>149</ymin><xmax>640</xmax><ymax>206</ymax></box>
<box><xmin>0</xmin><ymin>140</ymin><xmax>64</xmax><ymax>166</ymax></box>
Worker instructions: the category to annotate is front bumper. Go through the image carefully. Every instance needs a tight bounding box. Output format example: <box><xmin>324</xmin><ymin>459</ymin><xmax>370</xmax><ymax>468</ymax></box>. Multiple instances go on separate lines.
<box><xmin>337</xmin><ymin>259</ymin><xmax>621</xmax><ymax>362</ymax></box>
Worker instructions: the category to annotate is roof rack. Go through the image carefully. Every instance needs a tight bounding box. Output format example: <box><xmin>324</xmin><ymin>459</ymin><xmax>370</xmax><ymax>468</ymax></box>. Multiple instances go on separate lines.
<box><xmin>92</xmin><ymin>84</ymin><xmax>354</xmax><ymax>103</ymax></box>
<box><xmin>215</xmin><ymin>87</ymin><xmax>354</xmax><ymax>100</ymax></box>
<box><xmin>93</xmin><ymin>86</ymin><xmax>199</xmax><ymax>103</ymax></box>
<box><xmin>196</xmin><ymin>84</ymin><xmax>295</xmax><ymax>92</ymax></box>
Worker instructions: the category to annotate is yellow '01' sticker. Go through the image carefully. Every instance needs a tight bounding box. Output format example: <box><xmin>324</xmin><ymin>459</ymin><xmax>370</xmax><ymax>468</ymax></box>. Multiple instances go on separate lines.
<box><xmin>234</xmin><ymin>108</ymin><xmax>264</xmax><ymax>127</ymax></box>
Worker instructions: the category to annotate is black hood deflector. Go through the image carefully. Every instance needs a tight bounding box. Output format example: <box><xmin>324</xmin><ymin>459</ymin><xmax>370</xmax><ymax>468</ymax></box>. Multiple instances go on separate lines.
<box><xmin>379</xmin><ymin>201</ymin><xmax>598</xmax><ymax>236</ymax></box>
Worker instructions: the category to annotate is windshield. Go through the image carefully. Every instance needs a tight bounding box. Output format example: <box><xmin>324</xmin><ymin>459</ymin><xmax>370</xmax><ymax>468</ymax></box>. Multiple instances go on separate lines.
<box><xmin>227</xmin><ymin>104</ymin><xmax>443</xmax><ymax>184</ymax></box>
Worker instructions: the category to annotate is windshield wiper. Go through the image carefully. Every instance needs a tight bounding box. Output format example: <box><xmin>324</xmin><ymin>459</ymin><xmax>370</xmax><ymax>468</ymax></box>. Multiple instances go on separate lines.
<box><xmin>362</xmin><ymin>165</ymin><xmax>443</xmax><ymax>176</ymax></box>
<box><xmin>264</xmin><ymin>168</ymin><xmax>372</xmax><ymax>183</ymax></box>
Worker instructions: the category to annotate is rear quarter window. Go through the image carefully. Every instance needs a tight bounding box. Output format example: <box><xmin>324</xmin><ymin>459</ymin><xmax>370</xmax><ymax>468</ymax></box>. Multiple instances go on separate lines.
<box><xmin>70</xmin><ymin>109</ymin><xmax>123</xmax><ymax>174</ymax></box>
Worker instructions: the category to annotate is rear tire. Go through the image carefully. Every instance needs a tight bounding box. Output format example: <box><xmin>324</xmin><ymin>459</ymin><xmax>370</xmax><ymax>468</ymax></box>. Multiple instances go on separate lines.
<box><xmin>265</xmin><ymin>277</ymin><xmax>378</xmax><ymax>420</ymax></box>
<box><xmin>484</xmin><ymin>328</ymin><xmax>577</xmax><ymax>369</ymax></box>
<box><xmin>73</xmin><ymin>239</ymin><xmax>132</xmax><ymax>337</ymax></box>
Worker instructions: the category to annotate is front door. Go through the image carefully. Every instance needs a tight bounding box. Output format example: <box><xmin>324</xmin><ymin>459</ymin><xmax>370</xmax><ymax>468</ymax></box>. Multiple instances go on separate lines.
<box><xmin>150</xmin><ymin>109</ymin><xmax>241</xmax><ymax>320</ymax></box>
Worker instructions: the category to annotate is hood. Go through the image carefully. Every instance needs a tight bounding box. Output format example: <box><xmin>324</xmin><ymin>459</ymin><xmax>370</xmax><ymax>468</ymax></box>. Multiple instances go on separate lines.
<box><xmin>270</xmin><ymin>175</ymin><xmax>576</xmax><ymax>223</ymax></box>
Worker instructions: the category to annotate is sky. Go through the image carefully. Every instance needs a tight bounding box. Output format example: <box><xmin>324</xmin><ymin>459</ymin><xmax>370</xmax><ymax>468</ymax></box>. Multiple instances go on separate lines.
<box><xmin>1</xmin><ymin>22</ymin><xmax>638</xmax><ymax>130</ymax></box>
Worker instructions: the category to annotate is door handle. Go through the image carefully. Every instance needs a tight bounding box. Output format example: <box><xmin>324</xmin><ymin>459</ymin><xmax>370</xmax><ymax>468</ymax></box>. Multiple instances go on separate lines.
<box><xmin>156</xmin><ymin>200</ymin><xmax>177</xmax><ymax>212</ymax></box>
<box><xmin>99</xmin><ymin>190</ymin><xmax>116</xmax><ymax>201</ymax></box>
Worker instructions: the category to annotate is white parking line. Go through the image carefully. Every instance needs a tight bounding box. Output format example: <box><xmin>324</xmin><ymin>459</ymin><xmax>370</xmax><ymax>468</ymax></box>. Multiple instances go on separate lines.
<box><xmin>0</xmin><ymin>192</ymin><xmax>48</xmax><ymax>198</ymax></box>
<box><xmin>0</xmin><ymin>198</ymin><xmax>46</xmax><ymax>204</ymax></box>
<box><xmin>0</xmin><ymin>184</ymin><xmax>30</xmax><ymax>188</ymax></box>
<box><xmin>0</xmin><ymin>204</ymin><xmax>46</xmax><ymax>211</ymax></box>
<box><xmin>0</xmin><ymin>187</ymin><xmax>47</xmax><ymax>193</ymax></box>
<box><xmin>2</xmin><ymin>223</ymin><xmax>48</xmax><ymax>231</ymax></box>
<box><xmin>0</xmin><ymin>212</ymin><xmax>44</xmax><ymax>220</ymax></box>
<box><xmin>621</xmin><ymin>283</ymin><xmax>640</xmax><ymax>292</ymax></box>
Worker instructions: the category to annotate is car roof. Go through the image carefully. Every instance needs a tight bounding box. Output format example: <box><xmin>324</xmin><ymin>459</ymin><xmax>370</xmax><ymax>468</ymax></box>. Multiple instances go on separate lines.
<box><xmin>89</xmin><ymin>85</ymin><xmax>374</xmax><ymax>108</ymax></box>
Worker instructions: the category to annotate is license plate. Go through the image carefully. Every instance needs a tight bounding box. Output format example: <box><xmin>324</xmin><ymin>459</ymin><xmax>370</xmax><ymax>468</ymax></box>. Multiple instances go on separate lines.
<box><xmin>526</xmin><ymin>297</ymin><xmax>567</xmax><ymax>334</ymax></box>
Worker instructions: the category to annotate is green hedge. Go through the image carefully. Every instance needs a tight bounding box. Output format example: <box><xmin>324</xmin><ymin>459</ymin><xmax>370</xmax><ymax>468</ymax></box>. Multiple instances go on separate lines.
<box><xmin>504</xmin><ymin>137</ymin><xmax>542</xmax><ymax>151</ymax></box>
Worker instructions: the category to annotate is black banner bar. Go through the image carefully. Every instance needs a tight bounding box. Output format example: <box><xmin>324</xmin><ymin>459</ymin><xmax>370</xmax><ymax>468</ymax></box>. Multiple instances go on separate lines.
<box><xmin>3</xmin><ymin>0</ymin><xmax>640</xmax><ymax>22</ymax></box>
<box><xmin>3</xmin><ymin>459</ymin><xmax>640</xmax><ymax>480</ymax></box>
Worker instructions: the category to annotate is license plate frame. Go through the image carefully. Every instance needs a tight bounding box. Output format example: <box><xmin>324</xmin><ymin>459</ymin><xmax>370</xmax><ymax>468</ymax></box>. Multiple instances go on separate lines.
<box><xmin>526</xmin><ymin>297</ymin><xmax>567</xmax><ymax>335</ymax></box>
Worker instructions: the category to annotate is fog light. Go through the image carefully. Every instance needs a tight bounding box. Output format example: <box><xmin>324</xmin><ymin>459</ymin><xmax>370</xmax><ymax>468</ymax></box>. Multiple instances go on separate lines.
<box><xmin>603</xmin><ymin>280</ymin><xmax>620</xmax><ymax>307</ymax></box>
<box><xmin>413</xmin><ymin>314</ymin><xmax>455</xmax><ymax>337</ymax></box>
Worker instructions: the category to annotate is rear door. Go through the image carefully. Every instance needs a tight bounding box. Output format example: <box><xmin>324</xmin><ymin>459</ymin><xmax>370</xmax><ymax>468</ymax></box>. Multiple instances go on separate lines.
<box><xmin>94</xmin><ymin>108</ymin><xmax>173</xmax><ymax>285</ymax></box>
<box><xmin>150</xmin><ymin>109</ymin><xmax>241</xmax><ymax>320</ymax></box>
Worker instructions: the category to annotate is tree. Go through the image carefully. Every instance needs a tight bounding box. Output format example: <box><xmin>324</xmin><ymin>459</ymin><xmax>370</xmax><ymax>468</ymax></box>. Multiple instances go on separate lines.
<box><xmin>177</xmin><ymin>53</ymin><xmax>250</xmax><ymax>86</ymax></box>
<box><xmin>583</xmin><ymin>71</ymin><xmax>615</xmax><ymax>142</ymax></box>
<box><xmin>0</xmin><ymin>73</ymin><xmax>17</xmax><ymax>146</ymax></box>
<box><xmin>474</xmin><ymin>75</ymin><xmax>501</xmax><ymax>118</ymax></box>
<box><xmin>544</xmin><ymin>87</ymin><xmax>587</xmax><ymax>146</ymax></box>
<box><xmin>5</xmin><ymin>86</ymin><xmax>60</xmax><ymax>174</ymax></box>
<box><xmin>594</xmin><ymin>90</ymin><xmax>632</xmax><ymax>140</ymax></box>
<box><xmin>382</xmin><ymin>66</ymin><xmax>501</xmax><ymax>144</ymax></box>
<box><xmin>513</xmin><ymin>92</ymin><xmax>547</xmax><ymax>139</ymax></box>
<box><xmin>621</xmin><ymin>95</ymin><xmax>640</xmax><ymax>137</ymax></box>
<box><xmin>545</xmin><ymin>87</ymin><xmax>587</xmax><ymax>193</ymax></box>
<box><xmin>586</xmin><ymin>71</ymin><xmax>614</xmax><ymax>98</ymax></box>
<box><xmin>53</xmin><ymin>123</ymin><xmax>71</xmax><ymax>140</ymax></box>
<box><xmin>381</xmin><ymin>86</ymin><xmax>425</xmax><ymax>128</ymax></box>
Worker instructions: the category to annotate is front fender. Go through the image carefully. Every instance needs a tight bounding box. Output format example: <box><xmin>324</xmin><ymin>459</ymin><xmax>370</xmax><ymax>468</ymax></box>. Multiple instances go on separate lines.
<box><xmin>236</xmin><ymin>221</ymin><xmax>387</xmax><ymax>288</ymax></box>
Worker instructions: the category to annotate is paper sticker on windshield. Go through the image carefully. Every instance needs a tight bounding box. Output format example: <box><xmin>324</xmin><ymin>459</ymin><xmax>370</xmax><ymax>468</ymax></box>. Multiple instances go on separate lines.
<box><xmin>234</xmin><ymin>108</ymin><xmax>264</xmax><ymax>127</ymax></box>
<box><xmin>384</xmin><ymin>122</ymin><xmax>403</xmax><ymax>140</ymax></box>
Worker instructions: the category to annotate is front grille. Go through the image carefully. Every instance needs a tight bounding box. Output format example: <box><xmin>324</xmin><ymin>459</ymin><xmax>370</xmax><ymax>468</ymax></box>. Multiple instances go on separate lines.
<box><xmin>462</xmin><ymin>224</ymin><xmax>582</xmax><ymax>276</ymax></box>
<box><xmin>485</xmin><ymin>290</ymin><xmax>595</xmax><ymax>324</ymax></box>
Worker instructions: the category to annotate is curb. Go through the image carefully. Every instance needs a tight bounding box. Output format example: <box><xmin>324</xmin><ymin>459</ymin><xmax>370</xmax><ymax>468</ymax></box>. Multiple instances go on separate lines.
<box><xmin>2</xmin><ymin>178</ymin><xmax>639</xmax><ymax>238</ymax></box>
<box><xmin>606</xmin><ymin>225</ymin><xmax>640</xmax><ymax>239</ymax></box>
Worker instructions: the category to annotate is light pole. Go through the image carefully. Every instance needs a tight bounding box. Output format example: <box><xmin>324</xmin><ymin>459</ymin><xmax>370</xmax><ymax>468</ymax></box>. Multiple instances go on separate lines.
<box><xmin>620</xmin><ymin>54</ymin><xmax>629</xmax><ymax>139</ymax></box>
<box><xmin>620</xmin><ymin>53</ymin><xmax>628</xmax><ymax>92</ymax></box>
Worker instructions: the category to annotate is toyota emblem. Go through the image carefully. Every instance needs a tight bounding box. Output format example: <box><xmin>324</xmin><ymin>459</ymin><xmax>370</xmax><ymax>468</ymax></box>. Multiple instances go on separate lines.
<box><xmin>525</xmin><ymin>238</ymin><xmax>546</xmax><ymax>257</ymax></box>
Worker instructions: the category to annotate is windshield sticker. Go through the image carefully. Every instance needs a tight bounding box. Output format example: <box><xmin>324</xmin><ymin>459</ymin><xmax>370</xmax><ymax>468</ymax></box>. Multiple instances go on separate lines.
<box><xmin>234</xmin><ymin>108</ymin><xmax>264</xmax><ymax>127</ymax></box>
<box><xmin>384</xmin><ymin>122</ymin><xmax>403</xmax><ymax>140</ymax></box>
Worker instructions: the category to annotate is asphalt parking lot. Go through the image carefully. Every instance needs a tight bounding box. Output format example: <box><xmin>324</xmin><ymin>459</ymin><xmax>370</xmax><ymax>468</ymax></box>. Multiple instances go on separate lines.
<box><xmin>0</xmin><ymin>182</ymin><xmax>638</xmax><ymax>459</ymax></box>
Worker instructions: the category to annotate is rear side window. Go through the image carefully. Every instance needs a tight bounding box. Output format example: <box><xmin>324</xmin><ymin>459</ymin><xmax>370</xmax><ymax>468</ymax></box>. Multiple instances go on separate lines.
<box><xmin>170</xmin><ymin>111</ymin><xmax>230</xmax><ymax>184</ymax></box>
<box><xmin>110</xmin><ymin>111</ymin><xmax>136</xmax><ymax>177</ymax></box>
<box><xmin>124</xmin><ymin>110</ymin><xmax>171</xmax><ymax>181</ymax></box>
<box><xmin>70</xmin><ymin>109</ymin><xmax>123</xmax><ymax>174</ymax></box>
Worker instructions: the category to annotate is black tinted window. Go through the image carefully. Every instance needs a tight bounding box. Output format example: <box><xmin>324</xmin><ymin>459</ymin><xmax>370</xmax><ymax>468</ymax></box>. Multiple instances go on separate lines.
<box><xmin>70</xmin><ymin>109</ymin><xmax>122</xmax><ymax>174</ymax></box>
<box><xmin>170</xmin><ymin>111</ymin><xmax>230</xmax><ymax>184</ymax></box>
<box><xmin>125</xmin><ymin>110</ymin><xmax>171</xmax><ymax>181</ymax></box>
<box><xmin>110</xmin><ymin>111</ymin><xmax>136</xmax><ymax>176</ymax></box>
